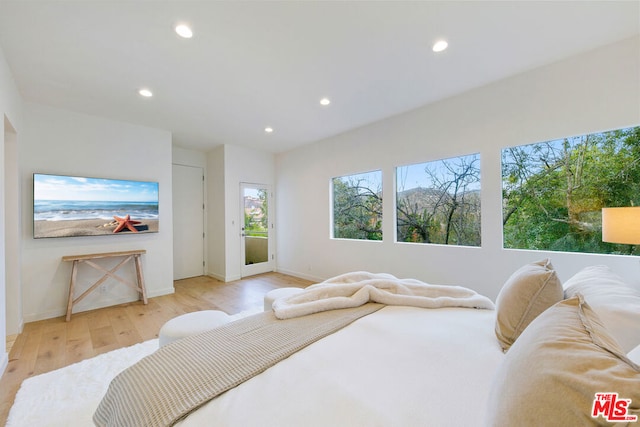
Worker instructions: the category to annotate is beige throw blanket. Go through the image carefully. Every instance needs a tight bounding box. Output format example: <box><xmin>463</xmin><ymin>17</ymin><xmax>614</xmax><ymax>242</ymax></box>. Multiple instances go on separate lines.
<box><xmin>93</xmin><ymin>303</ymin><xmax>383</xmax><ymax>427</ymax></box>
<box><xmin>273</xmin><ymin>271</ymin><xmax>495</xmax><ymax>319</ymax></box>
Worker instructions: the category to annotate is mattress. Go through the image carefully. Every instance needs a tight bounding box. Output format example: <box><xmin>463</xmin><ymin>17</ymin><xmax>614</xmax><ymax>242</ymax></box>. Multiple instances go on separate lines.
<box><xmin>176</xmin><ymin>305</ymin><xmax>504</xmax><ymax>426</ymax></box>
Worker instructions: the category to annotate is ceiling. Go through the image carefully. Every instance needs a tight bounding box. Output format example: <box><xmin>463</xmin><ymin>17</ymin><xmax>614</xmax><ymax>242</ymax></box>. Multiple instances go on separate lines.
<box><xmin>0</xmin><ymin>1</ymin><xmax>638</xmax><ymax>153</ymax></box>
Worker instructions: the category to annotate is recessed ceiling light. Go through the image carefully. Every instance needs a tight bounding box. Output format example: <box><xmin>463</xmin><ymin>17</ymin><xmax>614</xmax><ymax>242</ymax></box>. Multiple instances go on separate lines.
<box><xmin>432</xmin><ymin>40</ymin><xmax>448</xmax><ymax>53</ymax></box>
<box><xmin>264</xmin><ymin>127</ymin><xmax>274</xmax><ymax>133</ymax></box>
<box><xmin>138</xmin><ymin>88</ymin><xmax>153</xmax><ymax>97</ymax></box>
<box><xmin>320</xmin><ymin>98</ymin><xmax>331</xmax><ymax>106</ymax></box>
<box><xmin>175</xmin><ymin>24</ymin><xmax>193</xmax><ymax>39</ymax></box>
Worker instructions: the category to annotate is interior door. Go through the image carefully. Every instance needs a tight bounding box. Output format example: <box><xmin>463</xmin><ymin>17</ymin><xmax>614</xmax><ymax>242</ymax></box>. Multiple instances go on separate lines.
<box><xmin>240</xmin><ymin>183</ymin><xmax>273</xmax><ymax>277</ymax></box>
<box><xmin>172</xmin><ymin>164</ymin><xmax>205</xmax><ymax>280</ymax></box>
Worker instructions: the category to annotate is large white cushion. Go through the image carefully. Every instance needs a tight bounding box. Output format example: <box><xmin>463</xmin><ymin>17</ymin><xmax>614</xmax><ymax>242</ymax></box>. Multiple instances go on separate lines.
<box><xmin>564</xmin><ymin>265</ymin><xmax>640</xmax><ymax>353</ymax></box>
<box><xmin>159</xmin><ymin>310</ymin><xmax>231</xmax><ymax>347</ymax></box>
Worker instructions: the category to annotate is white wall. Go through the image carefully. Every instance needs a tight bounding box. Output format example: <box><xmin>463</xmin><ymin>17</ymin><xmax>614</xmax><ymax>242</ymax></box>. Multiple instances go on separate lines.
<box><xmin>0</xmin><ymin>43</ymin><xmax>23</xmax><ymax>373</ymax></box>
<box><xmin>173</xmin><ymin>146</ymin><xmax>207</xmax><ymax>169</ymax></box>
<box><xmin>20</xmin><ymin>103</ymin><xmax>174</xmax><ymax>322</ymax></box>
<box><xmin>275</xmin><ymin>36</ymin><xmax>640</xmax><ymax>299</ymax></box>
<box><xmin>207</xmin><ymin>144</ymin><xmax>275</xmax><ymax>281</ymax></box>
<box><xmin>5</xmin><ymin>118</ymin><xmax>20</xmax><ymax>335</ymax></box>
<box><xmin>223</xmin><ymin>144</ymin><xmax>275</xmax><ymax>281</ymax></box>
<box><xmin>206</xmin><ymin>145</ymin><xmax>226</xmax><ymax>280</ymax></box>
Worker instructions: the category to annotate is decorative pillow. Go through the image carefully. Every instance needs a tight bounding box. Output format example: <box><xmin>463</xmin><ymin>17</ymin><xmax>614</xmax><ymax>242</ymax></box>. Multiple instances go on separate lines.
<box><xmin>487</xmin><ymin>295</ymin><xmax>640</xmax><ymax>427</ymax></box>
<box><xmin>564</xmin><ymin>265</ymin><xmax>640</xmax><ymax>353</ymax></box>
<box><xmin>494</xmin><ymin>259</ymin><xmax>563</xmax><ymax>351</ymax></box>
<box><xmin>630</xmin><ymin>344</ymin><xmax>640</xmax><ymax>365</ymax></box>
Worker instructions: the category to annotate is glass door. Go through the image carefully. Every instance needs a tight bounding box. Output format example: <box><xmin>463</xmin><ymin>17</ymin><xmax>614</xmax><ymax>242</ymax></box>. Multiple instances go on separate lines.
<box><xmin>240</xmin><ymin>183</ymin><xmax>273</xmax><ymax>277</ymax></box>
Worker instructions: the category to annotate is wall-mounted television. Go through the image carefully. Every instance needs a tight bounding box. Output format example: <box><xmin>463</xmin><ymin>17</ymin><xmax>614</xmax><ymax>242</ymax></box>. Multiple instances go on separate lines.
<box><xmin>33</xmin><ymin>173</ymin><xmax>159</xmax><ymax>239</ymax></box>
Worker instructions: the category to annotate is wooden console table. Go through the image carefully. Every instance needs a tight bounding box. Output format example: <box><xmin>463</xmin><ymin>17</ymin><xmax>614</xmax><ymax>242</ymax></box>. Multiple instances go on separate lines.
<box><xmin>63</xmin><ymin>249</ymin><xmax>147</xmax><ymax>321</ymax></box>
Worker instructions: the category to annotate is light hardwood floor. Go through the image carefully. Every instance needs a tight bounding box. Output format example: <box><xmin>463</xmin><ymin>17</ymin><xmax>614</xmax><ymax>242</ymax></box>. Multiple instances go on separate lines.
<box><xmin>0</xmin><ymin>272</ymin><xmax>312</xmax><ymax>425</ymax></box>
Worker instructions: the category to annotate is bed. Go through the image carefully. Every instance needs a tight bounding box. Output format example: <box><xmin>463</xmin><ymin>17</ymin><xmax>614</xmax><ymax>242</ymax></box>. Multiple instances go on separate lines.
<box><xmin>11</xmin><ymin>262</ymin><xmax>640</xmax><ymax>426</ymax></box>
<box><xmin>176</xmin><ymin>305</ymin><xmax>501</xmax><ymax>426</ymax></box>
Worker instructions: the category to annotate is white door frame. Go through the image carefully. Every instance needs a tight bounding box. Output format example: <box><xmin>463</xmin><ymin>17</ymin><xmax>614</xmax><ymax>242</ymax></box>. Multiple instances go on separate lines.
<box><xmin>240</xmin><ymin>182</ymin><xmax>274</xmax><ymax>277</ymax></box>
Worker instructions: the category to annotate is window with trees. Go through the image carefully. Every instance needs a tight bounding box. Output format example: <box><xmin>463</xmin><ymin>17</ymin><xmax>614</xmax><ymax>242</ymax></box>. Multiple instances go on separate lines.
<box><xmin>502</xmin><ymin>126</ymin><xmax>640</xmax><ymax>255</ymax></box>
<box><xmin>244</xmin><ymin>188</ymin><xmax>268</xmax><ymax>237</ymax></box>
<box><xmin>332</xmin><ymin>170</ymin><xmax>382</xmax><ymax>240</ymax></box>
<box><xmin>396</xmin><ymin>154</ymin><xmax>481</xmax><ymax>246</ymax></box>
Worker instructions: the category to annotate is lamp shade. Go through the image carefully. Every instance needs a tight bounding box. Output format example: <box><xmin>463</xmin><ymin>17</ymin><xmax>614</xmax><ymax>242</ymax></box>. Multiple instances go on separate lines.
<box><xmin>602</xmin><ymin>207</ymin><xmax>640</xmax><ymax>245</ymax></box>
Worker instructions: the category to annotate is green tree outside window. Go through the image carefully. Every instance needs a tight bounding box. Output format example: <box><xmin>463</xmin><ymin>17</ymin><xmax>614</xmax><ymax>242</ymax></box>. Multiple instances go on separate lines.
<box><xmin>332</xmin><ymin>171</ymin><xmax>382</xmax><ymax>240</ymax></box>
<box><xmin>502</xmin><ymin>126</ymin><xmax>640</xmax><ymax>255</ymax></box>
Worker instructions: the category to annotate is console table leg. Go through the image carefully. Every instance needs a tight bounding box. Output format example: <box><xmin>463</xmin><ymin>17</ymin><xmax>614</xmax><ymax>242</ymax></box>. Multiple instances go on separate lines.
<box><xmin>66</xmin><ymin>260</ymin><xmax>79</xmax><ymax>321</ymax></box>
<box><xmin>134</xmin><ymin>254</ymin><xmax>148</xmax><ymax>304</ymax></box>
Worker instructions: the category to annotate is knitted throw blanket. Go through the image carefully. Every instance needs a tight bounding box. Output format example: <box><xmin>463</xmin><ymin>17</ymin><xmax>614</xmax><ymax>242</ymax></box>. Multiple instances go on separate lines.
<box><xmin>273</xmin><ymin>271</ymin><xmax>495</xmax><ymax>319</ymax></box>
<box><xmin>93</xmin><ymin>303</ymin><xmax>383</xmax><ymax>427</ymax></box>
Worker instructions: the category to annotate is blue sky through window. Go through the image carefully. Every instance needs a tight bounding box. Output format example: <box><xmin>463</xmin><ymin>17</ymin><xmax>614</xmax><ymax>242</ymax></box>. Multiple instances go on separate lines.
<box><xmin>397</xmin><ymin>153</ymin><xmax>481</xmax><ymax>193</ymax></box>
<box><xmin>34</xmin><ymin>174</ymin><xmax>158</xmax><ymax>202</ymax></box>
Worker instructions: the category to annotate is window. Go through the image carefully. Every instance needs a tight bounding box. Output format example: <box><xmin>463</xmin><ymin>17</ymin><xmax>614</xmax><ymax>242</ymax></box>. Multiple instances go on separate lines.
<box><xmin>396</xmin><ymin>154</ymin><xmax>481</xmax><ymax>246</ymax></box>
<box><xmin>332</xmin><ymin>170</ymin><xmax>382</xmax><ymax>240</ymax></box>
<box><xmin>502</xmin><ymin>126</ymin><xmax>640</xmax><ymax>254</ymax></box>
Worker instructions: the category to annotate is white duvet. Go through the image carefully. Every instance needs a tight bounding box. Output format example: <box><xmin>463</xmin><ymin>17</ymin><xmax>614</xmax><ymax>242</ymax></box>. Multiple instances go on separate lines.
<box><xmin>178</xmin><ymin>305</ymin><xmax>504</xmax><ymax>427</ymax></box>
<box><xmin>9</xmin><ymin>305</ymin><xmax>503</xmax><ymax>427</ymax></box>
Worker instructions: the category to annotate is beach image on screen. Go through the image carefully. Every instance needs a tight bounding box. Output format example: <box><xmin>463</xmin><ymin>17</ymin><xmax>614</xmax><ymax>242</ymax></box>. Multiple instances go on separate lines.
<box><xmin>33</xmin><ymin>174</ymin><xmax>159</xmax><ymax>238</ymax></box>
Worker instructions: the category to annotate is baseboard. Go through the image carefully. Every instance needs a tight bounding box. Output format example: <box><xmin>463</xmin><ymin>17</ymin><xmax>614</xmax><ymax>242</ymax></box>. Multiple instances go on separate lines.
<box><xmin>276</xmin><ymin>268</ymin><xmax>324</xmax><ymax>283</ymax></box>
<box><xmin>206</xmin><ymin>272</ymin><xmax>242</xmax><ymax>282</ymax></box>
<box><xmin>24</xmin><ymin>308</ymin><xmax>70</xmax><ymax>323</ymax></box>
<box><xmin>207</xmin><ymin>272</ymin><xmax>226</xmax><ymax>282</ymax></box>
<box><xmin>147</xmin><ymin>286</ymin><xmax>175</xmax><ymax>298</ymax></box>
<box><xmin>6</xmin><ymin>319</ymin><xmax>25</xmax><ymax>336</ymax></box>
<box><xmin>24</xmin><ymin>297</ymin><xmax>137</xmax><ymax>322</ymax></box>
<box><xmin>23</xmin><ymin>288</ymin><xmax>175</xmax><ymax>323</ymax></box>
<box><xmin>208</xmin><ymin>269</ymin><xmax>321</xmax><ymax>283</ymax></box>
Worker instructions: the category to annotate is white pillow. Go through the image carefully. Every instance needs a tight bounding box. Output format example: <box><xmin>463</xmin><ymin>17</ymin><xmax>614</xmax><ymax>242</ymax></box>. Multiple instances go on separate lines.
<box><xmin>629</xmin><ymin>344</ymin><xmax>640</xmax><ymax>365</ymax></box>
<box><xmin>564</xmin><ymin>265</ymin><xmax>640</xmax><ymax>353</ymax></box>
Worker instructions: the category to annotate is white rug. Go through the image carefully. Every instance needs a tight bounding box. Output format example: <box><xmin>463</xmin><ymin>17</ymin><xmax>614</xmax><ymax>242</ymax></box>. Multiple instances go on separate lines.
<box><xmin>7</xmin><ymin>308</ymin><xmax>262</xmax><ymax>427</ymax></box>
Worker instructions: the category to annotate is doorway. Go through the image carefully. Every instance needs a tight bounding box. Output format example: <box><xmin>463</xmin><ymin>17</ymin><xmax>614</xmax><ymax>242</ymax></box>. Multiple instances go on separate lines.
<box><xmin>172</xmin><ymin>164</ymin><xmax>205</xmax><ymax>280</ymax></box>
<box><xmin>240</xmin><ymin>183</ymin><xmax>273</xmax><ymax>277</ymax></box>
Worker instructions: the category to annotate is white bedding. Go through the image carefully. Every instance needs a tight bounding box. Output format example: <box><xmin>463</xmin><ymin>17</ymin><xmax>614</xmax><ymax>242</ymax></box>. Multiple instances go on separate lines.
<box><xmin>177</xmin><ymin>305</ymin><xmax>504</xmax><ymax>426</ymax></box>
<box><xmin>12</xmin><ymin>262</ymin><xmax>640</xmax><ymax>426</ymax></box>
<box><xmin>9</xmin><ymin>305</ymin><xmax>502</xmax><ymax>427</ymax></box>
